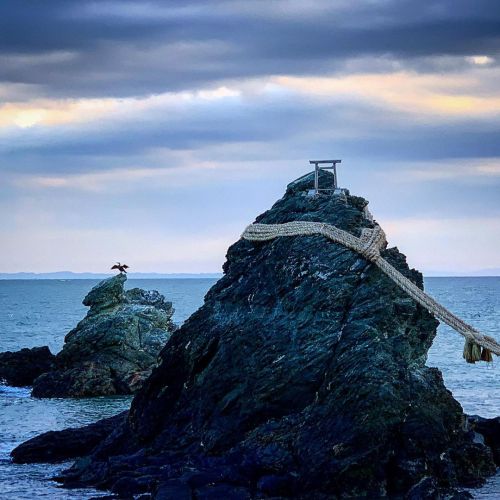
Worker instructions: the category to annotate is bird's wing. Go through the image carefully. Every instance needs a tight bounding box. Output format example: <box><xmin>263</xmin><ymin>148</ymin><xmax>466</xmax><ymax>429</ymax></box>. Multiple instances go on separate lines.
<box><xmin>122</xmin><ymin>264</ymin><xmax>129</xmax><ymax>268</ymax></box>
<box><xmin>111</xmin><ymin>265</ymin><xmax>119</xmax><ymax>270</ymax></box>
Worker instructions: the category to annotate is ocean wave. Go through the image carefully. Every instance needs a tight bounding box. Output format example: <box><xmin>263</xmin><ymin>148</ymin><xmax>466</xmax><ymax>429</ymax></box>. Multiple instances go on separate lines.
<box><xmin>0</xmin><ymin>383</ymin><xmax>31</xmax><ymax>398</ymax></box>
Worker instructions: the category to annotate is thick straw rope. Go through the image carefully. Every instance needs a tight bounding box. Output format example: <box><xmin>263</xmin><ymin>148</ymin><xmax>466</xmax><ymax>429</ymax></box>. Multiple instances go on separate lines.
<box><xmin>242</xmin><ymin>221</ymin><xmax>500</xmax><ymax>359</ymax></box>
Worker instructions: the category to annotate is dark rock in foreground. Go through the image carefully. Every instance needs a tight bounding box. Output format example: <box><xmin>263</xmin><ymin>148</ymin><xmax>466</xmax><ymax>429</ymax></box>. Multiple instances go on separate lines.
<box><xmin>469</xmin><ymin>415</ymin><xmax>500</xmax><ymax>465</ymax></box>
<box><xmin>30</xmin><ymin>274</ymin><xmax>176</xmax><ymax>397</ymax></box>
<box><xmin>11</xmin><ymin>412</ymin><xmax>128</xmax><ymax>463</ymax></box>
<box><xmin>0</xmin><ymin>346</ymin><xmax>56</xmax><ymax>387</ymax></box>
<box><xmin>15</xmin><ymin>172</ymin><xmax>498</xmax><ymax>498</ymax></box>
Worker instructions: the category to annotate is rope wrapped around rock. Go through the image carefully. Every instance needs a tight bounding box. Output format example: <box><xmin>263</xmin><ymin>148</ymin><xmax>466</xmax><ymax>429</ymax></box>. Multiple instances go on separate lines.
<box><xmin>242</xmin><ymin>221</ymin><xmax>499</xmax><ymax>362</ymax></box>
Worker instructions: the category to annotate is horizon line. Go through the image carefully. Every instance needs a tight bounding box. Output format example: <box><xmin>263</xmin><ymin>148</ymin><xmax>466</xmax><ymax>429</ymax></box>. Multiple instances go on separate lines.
<box><xmin>1</xmin><ymin>271</ymin><xmax>499</xmax><ymax>279</ymax></box>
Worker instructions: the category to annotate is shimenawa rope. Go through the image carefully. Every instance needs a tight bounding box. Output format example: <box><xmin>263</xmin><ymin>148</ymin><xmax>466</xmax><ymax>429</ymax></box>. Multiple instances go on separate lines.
<box><xmin>241</xmin><ymin>220</ymin><xmax>499</xmax><ymax>363</ymax></box>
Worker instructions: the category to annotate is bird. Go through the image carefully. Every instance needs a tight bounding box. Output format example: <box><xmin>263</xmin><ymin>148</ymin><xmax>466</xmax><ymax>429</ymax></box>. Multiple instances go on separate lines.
<box><xmin>111</xmin><ymin>262</ymin><xmax>129</xmax><ymax>274</ymax></box>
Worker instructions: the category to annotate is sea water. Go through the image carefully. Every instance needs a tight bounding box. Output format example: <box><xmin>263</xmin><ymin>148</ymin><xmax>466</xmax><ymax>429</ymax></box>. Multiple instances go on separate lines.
<box><xmin>0</xmin><ymin>278</ymin><xmax>498</xmax><ymax>498</ymax></box>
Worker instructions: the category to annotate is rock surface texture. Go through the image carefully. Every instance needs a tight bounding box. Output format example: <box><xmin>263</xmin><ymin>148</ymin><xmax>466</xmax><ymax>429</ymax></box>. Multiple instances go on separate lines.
<box><xmin>0</xmin><ymin>346</ymin><xmax>56</xmax><ymax>387</ymax></box>
<box><xmin>12</xmin><ymin>412</ymin><xmax>128</xmax><ymax>463</ymax></box>
<box><xmin>17</xmin><ymin>173</ymin><xmax>498</xmax><ymax>497</ymax></box>
<box><xmin>30</xmin><ymin>274</ymin><xmax>176</xmax><ymax>397</ymax></box>
<box><xmin>469</xmin><ymin>415</ymin><xmax>500</xmax><ymax>465</ymax></box>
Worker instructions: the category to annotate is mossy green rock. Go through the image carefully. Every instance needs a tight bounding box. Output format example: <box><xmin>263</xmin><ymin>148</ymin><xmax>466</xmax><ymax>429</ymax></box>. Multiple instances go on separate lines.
<box><xmin>31</xmin><ymin>275</ymin><xmax>176</xmax><ymax>397</ymax></box>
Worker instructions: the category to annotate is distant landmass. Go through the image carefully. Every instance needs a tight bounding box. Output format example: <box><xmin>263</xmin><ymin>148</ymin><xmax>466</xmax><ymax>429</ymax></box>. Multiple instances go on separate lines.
<box><xmin>0</xmin><ymin>272</ymin><xmax>223</xmax><ymax>280</ymax></box>
<box><xmin>1</xmin><ymin>270</ymin><xmax>499</xmax><ymax>279</ymax></box>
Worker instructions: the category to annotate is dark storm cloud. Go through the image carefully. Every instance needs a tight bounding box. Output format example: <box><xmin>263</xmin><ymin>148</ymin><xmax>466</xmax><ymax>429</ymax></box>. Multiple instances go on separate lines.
<box><xmin>3</xmin><ymin>89</ymin><xmax>500</xmax><ymax>178</ymax></box>
<box><xmin>0</xmin><ymin>92</ymin><xmax>328</xmax><ymax>171</ymax></box>
<box><xmin>2</xmin><ymin>0</ymin><xmax>500</xmax><ymax>98</ymax></box>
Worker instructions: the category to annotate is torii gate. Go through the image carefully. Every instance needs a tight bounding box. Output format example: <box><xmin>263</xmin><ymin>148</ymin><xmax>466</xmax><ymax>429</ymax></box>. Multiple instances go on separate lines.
<box><xmin>309</xmin><ymin>159</ymin><xmax>342</xmax><ymax>194</ymax></box>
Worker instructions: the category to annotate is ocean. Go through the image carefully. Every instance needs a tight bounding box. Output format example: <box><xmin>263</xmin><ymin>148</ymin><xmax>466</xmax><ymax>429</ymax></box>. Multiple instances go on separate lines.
<box><xmin>0</xmin><ymin>277</ymin><xmax>498</xmax><ymax>498</ymax></box>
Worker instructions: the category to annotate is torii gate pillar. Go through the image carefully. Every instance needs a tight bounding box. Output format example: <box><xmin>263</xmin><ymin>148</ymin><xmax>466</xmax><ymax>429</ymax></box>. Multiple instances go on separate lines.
<box><xmin>309</xmin><ymin>159</ymin><xmax>342</xmax><ymax>194</ymax></box>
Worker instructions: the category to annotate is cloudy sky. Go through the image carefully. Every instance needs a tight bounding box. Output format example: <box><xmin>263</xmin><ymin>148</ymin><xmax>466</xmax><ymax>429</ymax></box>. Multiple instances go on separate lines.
<box><xmin>1</xmin><ymin>0</ymin><xmax>500</xmax><ymax>275</ymax></box>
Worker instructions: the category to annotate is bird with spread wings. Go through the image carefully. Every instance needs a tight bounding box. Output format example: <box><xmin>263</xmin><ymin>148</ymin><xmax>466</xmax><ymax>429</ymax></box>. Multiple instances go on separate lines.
<box><xmin>111</xmin><ymin>262</ymin><xmax>129</xmax><ymax>274</ymax></box>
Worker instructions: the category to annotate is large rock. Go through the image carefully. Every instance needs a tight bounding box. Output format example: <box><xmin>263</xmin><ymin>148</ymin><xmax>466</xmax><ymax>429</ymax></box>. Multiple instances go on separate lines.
<box><xmin>31</xmin><ymin>274</ymin><xmax>176</xmax><ymax>397</ymax></box>
<box><xmin>19</xmin><ymin>172</ymin><xmax>498</xmax><ymax>497</ymax></box>
<box><xmin>0</xmin><ymin>346</ymin><xmax>56</xmax><ymax>386</ymax></box>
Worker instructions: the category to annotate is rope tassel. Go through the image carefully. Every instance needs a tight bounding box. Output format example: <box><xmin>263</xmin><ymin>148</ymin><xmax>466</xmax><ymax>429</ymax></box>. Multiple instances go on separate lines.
<box><xmin>463</xmin><ymin>338</ymin><xmax>483</xmax><ymax>363</ymax></box>
<box><xmin>480</xmin><ymin>336</ymin><xmax>496</xmax><ymax>362</ymax></box>
<box><xmin>242</xmin><ymin>220</ymin><xmax>500</xmax><ymax>364</ymax></box>
<box><xmin>481</xmin><ymin>348</ymin><xmax>493</xmax><ymax>363</ymax></box>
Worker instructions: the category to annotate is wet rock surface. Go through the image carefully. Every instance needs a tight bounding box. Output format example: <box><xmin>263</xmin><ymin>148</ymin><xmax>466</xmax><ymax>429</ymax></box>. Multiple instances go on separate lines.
<box><xmin>15</xmin><ymin>172</ymin><xmax>498</xmax><ymax>497</ymax></box>
<box><xmin>469</xmin><ymin>415</ymin><xmax>500</xmax><ymax>465</ymax></box>
<box><xmin>0</xmin><ymin>346</ymin><xmax>56</xmax><ymax>387</ymax></box>
<box><xmin>6</xmin><ymin>274</ymin><xmax>177</xmax><ymax>398</ymax></box>
<box><xmin>11</xmin><ymin>412</ymin><xmax>128</xmax><ymax>463</ymax></box>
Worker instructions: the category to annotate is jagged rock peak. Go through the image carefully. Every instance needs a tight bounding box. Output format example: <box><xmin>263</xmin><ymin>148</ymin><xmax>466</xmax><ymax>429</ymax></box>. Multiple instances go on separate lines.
<box><xmin>16</xmin><ymin>173</ymin><xmax>497</xmax><ymax>498</ymax></box>
<box><xmin>83</xmin><ymin>274</ymin><xmax>126</xmax><ymax>313</ymax></box>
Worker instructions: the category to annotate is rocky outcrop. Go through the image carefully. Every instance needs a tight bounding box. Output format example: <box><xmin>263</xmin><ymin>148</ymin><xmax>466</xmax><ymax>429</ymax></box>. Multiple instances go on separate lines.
<box><xmin>0</xmin><ymin>346</ymin><xmax>56</xmax><ymax>387</ymax></box>
<box><xmin>469</xmin><ymin>415</ymin><xmax>500</xmax><ymax>465</ymax></box>
<box><xmin>11</xmin><ymin>412</ymin><xmax>128</xmax><ymax>463</ymax></box>
<box><xmin>30</xmin><ymin>274</ymin><xmax>176</xmax><ymax>397</ymax></box>
<box><xmin>15</xmin><ymin>172</ymin><xmax>498</xmax><ymax>498</ymax></box>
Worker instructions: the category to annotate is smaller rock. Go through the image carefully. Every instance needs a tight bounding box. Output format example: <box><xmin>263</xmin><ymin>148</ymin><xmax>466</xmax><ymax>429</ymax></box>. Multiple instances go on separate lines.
<box><xmin>31</xmin><ymin>364</ymin><xmax>119</xmax><ymax>398</ymax></box>
<box><xmin>30</xmin><ymin>274</ymin><xmax>177</xmax><ymax>397</ymax></box>
<box><xmin>11</xmin><ymin>411</ymin><xmax>127</xmax><ymax>463</ymax></box>
<box><xmin>0</xmin><ymin>346</ymin><xmax>56</xmax><ymax>386</ymax></box>
<box><xmin>469</xmin><ymin>415</ymin><xmax>500</xmax><ymax>465</ymax></box>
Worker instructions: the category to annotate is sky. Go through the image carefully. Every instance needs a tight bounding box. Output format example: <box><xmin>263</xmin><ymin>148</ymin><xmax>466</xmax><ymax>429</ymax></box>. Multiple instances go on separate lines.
<box><xmin>1</xmin><ymin>0</ymin><xmax>500</xmax><ymax>275</ymax></box>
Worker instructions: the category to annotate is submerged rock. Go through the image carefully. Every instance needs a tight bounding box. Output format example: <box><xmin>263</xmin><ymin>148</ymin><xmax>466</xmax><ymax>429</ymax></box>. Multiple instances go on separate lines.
<box><xmin>30</xmin><ymin>274</ymin><xmax>176</xmax><ymax>397</ymax></box>
<box><xmin>0</xmin><ymin>346</ymin><xmax>56</xmax><ymax>387</ymax></box>
<box><xmin>16</xmin><ymin>172</ymin><xmax>498</xmax><ymax>497</ymax></box>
